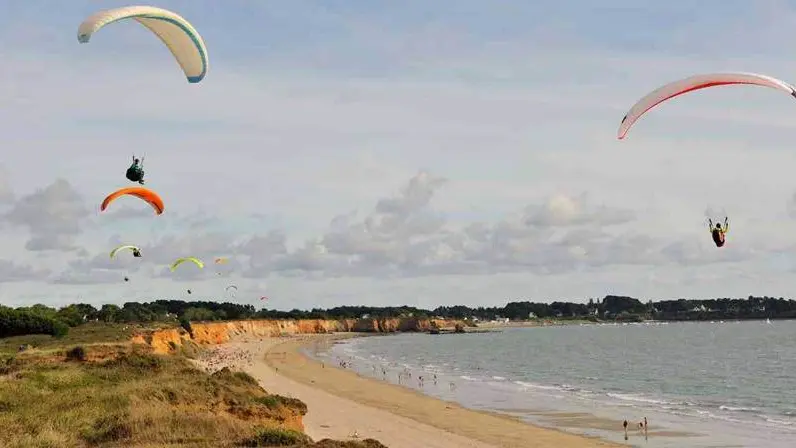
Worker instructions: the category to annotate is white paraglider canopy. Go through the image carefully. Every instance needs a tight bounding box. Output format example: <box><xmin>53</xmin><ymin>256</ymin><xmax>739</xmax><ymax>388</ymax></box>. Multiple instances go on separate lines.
<box><xmin>617</xmin><ymin>72</ymin><xmax>796</xmax><ymax>140</ymax></box>
<box><xmin>77</xmin><ymin>5</ymin><xmax>209</xmax><ymax>83</ymax></box>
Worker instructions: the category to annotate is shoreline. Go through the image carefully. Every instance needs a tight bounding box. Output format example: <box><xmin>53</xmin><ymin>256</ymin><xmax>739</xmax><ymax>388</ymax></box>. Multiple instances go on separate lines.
<box><xmin>256</xmin><ymin>333</ymin><xmax>622</xmax><ymax>447</ymax></box>
<box><xmin>313</xmin><ymin>325</ymin><xmax>796</xmax><ymax>448</ymax></box>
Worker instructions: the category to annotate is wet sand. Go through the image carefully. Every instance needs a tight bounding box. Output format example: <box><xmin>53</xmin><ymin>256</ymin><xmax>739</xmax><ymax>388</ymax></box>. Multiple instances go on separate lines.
<box><xmin>195</xmin><ymin>334</ymin><xmax>623</xmax><ymax>448</ymax></box>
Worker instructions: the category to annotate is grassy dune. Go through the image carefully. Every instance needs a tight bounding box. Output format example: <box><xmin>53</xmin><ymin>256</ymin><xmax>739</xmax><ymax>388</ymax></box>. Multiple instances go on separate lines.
<box><xmin>0</xmin><ymin>324</ymin><xmax>385</xmax><ymax>448</ymax></box>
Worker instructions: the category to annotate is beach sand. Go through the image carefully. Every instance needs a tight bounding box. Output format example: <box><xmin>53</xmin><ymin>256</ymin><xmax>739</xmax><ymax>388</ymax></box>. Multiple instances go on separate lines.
<box><xmin>195</xmin><ymin>334</ymin><xmax>623</xmax><ymax>448</ymax></box>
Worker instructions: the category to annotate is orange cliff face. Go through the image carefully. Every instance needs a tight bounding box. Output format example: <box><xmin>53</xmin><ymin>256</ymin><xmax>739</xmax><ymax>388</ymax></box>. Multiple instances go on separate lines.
<box><xmin>134</xmin><ymin>318</ymin><xmax>465</xmax><ymax>354</ymax></box>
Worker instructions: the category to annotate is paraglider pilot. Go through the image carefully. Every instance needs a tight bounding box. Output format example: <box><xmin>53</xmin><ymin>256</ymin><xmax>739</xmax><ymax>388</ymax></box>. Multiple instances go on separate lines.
<box><xmin>708</xmin><ymin>217</ymin><xmax>729</xmax><ymax>248</ymax></box>
<box><xmin>126</xmin><ymin>156</ymin><xmax>145</xmax><ymax>185</ymax></box>
<box><xmin>132</xmin><ymin>248</ymin><xmax>142</xmax><ymax>258</ymax></box>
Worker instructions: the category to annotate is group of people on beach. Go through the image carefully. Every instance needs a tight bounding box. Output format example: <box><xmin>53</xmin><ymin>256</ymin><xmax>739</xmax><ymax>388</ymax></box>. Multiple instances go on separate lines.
<box><xmin>334</xmin><ymin>355</ymin><xmax>455</xmax><ymax>392</ymax></box>
<box><xmin>335</xmin><ymin>353</ymin><xmax>650</xmax><ymax>442</ymax></box>
<box><xmin>196</xmin><ymin>340</ymin><xmax>650</xmax><ymax>444</ymax></box>
<box><xmin>196</xmin><ymin>346</ymin><xmax>255</xmax><ymax>373</ymax></box>
<box><xmin>623</xmin><ymin>417</ymin><xmax>648</xmax><ymax>441</ymax></box>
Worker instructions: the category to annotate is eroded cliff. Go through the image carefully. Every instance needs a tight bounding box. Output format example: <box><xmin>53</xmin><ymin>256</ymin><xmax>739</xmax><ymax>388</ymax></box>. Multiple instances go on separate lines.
<box><xmin>133</xmin><ymin>317</ymin><xmax>463</xmax><ymax>354</ymax></box>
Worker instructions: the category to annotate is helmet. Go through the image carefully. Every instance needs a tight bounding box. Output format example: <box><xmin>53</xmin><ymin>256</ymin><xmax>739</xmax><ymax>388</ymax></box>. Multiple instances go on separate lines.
<box><xmin>133</xmin><ymin>158</ymin><xmax>140</xmax><ymax>163</ymax></box>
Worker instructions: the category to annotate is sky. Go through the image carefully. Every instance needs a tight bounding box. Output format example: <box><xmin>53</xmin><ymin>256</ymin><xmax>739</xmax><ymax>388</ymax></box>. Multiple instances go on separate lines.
<box><xmin>4</xmin><ymin>0</ymin><xmax>796</xmax><ymax>310</ymax></box>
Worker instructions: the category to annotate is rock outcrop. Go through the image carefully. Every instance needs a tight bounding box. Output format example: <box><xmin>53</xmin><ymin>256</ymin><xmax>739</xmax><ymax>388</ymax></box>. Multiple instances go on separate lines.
<box><xmin>133</xmin><ymin>317</ymin><xmax>463</xmax><ymax>354</ymax></box>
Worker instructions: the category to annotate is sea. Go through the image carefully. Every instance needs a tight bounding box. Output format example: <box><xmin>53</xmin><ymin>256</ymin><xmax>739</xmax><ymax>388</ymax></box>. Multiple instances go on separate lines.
<box><xmin>306</xmin><ymin>320</ymin><xmax>796</xmax><ymax>448</ymax></box>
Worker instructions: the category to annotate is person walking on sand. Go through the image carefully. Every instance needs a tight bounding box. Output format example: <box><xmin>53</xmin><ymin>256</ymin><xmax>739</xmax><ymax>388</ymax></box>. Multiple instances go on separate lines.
<box><xmin>623</xmin><ymin>420</ymin><xmax>628</xmax><ymax>440</ymax></box>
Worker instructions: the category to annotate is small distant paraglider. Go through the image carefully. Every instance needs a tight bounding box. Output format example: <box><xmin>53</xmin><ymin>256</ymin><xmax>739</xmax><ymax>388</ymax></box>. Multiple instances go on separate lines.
<box><xmin>170</xmin><ymin>257</ymin><xmax>204</xmax><ymax>271</ymax></box>
<box><xmin>110</xmin><ymin>245</ymin><xmax>142</xmax><ymax>259</ymax></box>
<box><xmin>110</xmin><ymin>245</ymin><xmax>142</xmax><ymax>282</ymax></box>
<box><xmin>215</xmin><ymin>257</ymin><xmax>229</xmax><ymax>276</ymax></box>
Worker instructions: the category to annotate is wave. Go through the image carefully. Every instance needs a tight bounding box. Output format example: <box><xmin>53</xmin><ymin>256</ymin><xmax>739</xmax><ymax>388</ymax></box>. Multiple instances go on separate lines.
<box><xmin>719</xmin><ymin>405</ymin><xmax>760</xmax><ymax>413</ymax></box>
<box><xmin>323</xmin><ymin>334</ymin><xmax>796</xmax><ymax>437</ymax></box>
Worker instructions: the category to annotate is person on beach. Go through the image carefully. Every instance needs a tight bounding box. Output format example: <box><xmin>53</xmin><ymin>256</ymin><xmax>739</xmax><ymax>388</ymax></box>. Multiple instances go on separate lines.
<box><xmin>623</xmin><ymin>420</ymin><xmax>628</xmax><ymax>440</ymax></box>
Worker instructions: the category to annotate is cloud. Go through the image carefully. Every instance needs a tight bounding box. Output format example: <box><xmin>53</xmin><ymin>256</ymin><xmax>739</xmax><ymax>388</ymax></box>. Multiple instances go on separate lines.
<box><xmin>26</xmin><ymin>169</ymin><xmax>765</xmax><ymax>295</ymax></box>
<box><xmin>139</xmin><ymin>233</ymin><xmax>239</xmax><ymax>282</ymax></box>
<box><xmin>100</xmin><ymin>205</ymin><xmax>156</xmax><ymax>222</ymax></box>
<box><xmin>238</xmin><ymin>231</ymin><xmax>288</xmax><ymax>278</ymax></box>
<box><xmin>232</xmin><ymin>171</ymin><xmax>652</xmax><ymax>279</ymax></box>
<box><xmin>4</xmin><ymin>1</ymin><xmax>796</xmax><ymax>308</ymax></box>
<box><xmin>5</xmin><ymin>179</ymin><xmax>90</xmax><ymax>252</ymax></box>
<box><xmin>53</xmin><ymin>267</ymin><xmax>128</xmax><ymax>285</ymax></box>
<box><xmin>0</xmin><ymin>166</ymin><xmax>14</xmax><ymax>204</ymax></box>
<box><xmin>0</xmin><ymin>260</ymin><xmax>51</xmax><ymax>282</ymax></box>
<box><xmin>786</xmin><ymin>193</ymin><xmax>796</xmax><ymax>219</ymax></box>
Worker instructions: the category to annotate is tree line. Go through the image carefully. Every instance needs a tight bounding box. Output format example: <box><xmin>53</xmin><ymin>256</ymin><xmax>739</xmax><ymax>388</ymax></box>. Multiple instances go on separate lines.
<box><xmin>2</xmin><ymin>295</ymin><xmax>795</xmax><ymax>338</ymax></box>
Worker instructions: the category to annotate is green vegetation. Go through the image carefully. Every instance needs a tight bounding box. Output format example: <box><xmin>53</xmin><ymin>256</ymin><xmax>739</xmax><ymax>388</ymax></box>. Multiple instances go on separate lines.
<box><xmin>3</xmin><ymin>295</ymin><xmax>795</xmax><ymax>345</ymax></box>
<box><xmin>5</xmin><ymin>293</ymin><xmax>784</xmax><ymax>446</ymax></box>
<box><xmin>238</xmin><ymin>428</ymin><xmax>387</xmax><ymax>447</ymax></box>
<box><xmin>239</xmin><ymin>427</ymin><xmax>311</xmax><ymax>446</ymax></box>
<box><xmin>0</xmin><ymin>321</ymin><xmax>139</xmax><ymax>354</ymax></box>
<box><xmin>0</xmin><ymin>341</ymin><xmax>384</xmax><ymax>447</ymax></box>
<box><xmin>0</xmin><ymin>306</ymin><xmax>69</xmax><ymax>338</ymax></box>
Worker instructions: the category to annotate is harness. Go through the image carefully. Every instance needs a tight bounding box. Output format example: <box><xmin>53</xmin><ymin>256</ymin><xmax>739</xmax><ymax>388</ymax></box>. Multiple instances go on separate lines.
<box><xmin>711</xmin><ymin>229</ymin><xmax>725</xmax><ymax>246</ymax></box>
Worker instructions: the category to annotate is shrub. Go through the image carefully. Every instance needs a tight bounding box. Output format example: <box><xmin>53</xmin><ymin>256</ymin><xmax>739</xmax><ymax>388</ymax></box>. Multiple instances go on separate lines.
<box><xmin>252</xmin><ymin>395</ymin><xmax>308</xmax><ymax>415</ymax></box>
<box><xmin>179</xmin><ymin>317</ymin><xmax>194</xmax><ymax>338</ymax></box>
<box><xmin>0</xmin><ymin>307</ymin><xmax>70</xmax><ymax>338</ymax></box>
<box><xmin>80</xmin><ymin>413</ymin><xmax>133</xmax><ymax>444</ymax></box>
<box><xmin>65</xmin><ymin>346</ymin><xmax>87</xmax><ymax>362</ymax></box>
<box><xmin>102</xmin><ymin>352</ymin><xmax>163</xmax><ymax>372</ymax></box>
<box><xmin>238</xmin><ymin>427</ymin><xmax>310</xmax><ymax>447</ymax></box>
<box><xmin>313</xmin><ymin>439</ymin><xmax>388</xmax><ymax>448</ymax></box>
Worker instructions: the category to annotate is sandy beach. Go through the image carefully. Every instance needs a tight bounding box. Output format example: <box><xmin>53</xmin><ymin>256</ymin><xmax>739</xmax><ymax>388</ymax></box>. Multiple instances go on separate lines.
<box><xmin>194</xmin><ymin>334</ymin><xmax>623</xmax><ymax>448</ymax></box>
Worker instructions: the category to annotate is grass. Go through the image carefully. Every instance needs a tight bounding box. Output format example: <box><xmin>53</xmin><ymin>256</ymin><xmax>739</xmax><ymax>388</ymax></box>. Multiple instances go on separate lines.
<box><xmin>0</xmin><ymin>322</ymin><xmax>140</xmax><ymax>354</ymax></box>
<box><xmin>238</xmin><ymin>428</ymin><xmax>387</xmax><ymax>448</ymax></box>
<box><xmin>0</xmin><ymin>334</ymin><xmax>385</xmax><ymax>447</ymax></box>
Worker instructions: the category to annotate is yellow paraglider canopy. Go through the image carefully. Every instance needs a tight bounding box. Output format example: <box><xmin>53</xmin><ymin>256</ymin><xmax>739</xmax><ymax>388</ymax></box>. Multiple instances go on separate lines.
<box><xmin>110</xmin><ymin>244</ymin><xmax>141</xmax><ymax>259</ymax></box>
<box><xmin>170</xmin><ymin>257</ymin><xmax>204</xmax><ymax>271</ymax></box>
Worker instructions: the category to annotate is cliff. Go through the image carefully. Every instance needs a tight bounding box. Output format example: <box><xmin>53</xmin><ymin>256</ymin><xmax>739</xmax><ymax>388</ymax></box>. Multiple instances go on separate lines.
<box><xmin>133</xmin><ymin>317</ymin><xmax>463</xmax><ymax>354</ymax></box>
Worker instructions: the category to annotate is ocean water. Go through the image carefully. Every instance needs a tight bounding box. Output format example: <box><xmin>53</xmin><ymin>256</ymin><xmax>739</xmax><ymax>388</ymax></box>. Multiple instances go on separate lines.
<box><xmin>310</xmin><ymin>321</ymin><xmax>796</xmax><ymax>447</ymax></box>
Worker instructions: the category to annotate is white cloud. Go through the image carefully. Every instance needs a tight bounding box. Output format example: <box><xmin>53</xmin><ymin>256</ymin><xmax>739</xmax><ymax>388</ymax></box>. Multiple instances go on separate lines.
<box><xmin>4</xmin><ymin>179</ymin><xmax>89</xmax><ymax>252</ymax></box>
<box><xmin>0</xmin><ymin>260</ymin><xmax>51</xmax><ymax>282</ymax></box>
<box><xmin>3</xmin><ymin>1</ymin><xmax>796</xmax><ymax>309</ymax></box>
